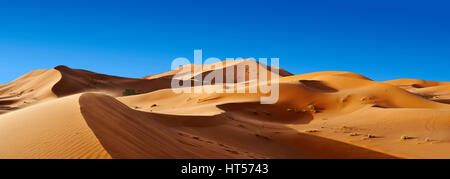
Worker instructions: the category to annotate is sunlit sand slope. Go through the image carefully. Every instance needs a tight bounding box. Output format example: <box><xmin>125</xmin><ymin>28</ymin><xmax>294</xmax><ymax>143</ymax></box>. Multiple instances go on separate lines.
<box><xmin>0</xmin><ymin>62</ymin><xmax>449</xmax><ymax>158</ymax></box>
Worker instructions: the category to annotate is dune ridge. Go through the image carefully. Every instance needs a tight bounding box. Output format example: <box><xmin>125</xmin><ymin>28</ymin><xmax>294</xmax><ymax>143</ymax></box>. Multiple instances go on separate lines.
<box><xmin>51</xmin><ymin>65</ymin><xmax>174</xmax><ymax>97</ymax></box>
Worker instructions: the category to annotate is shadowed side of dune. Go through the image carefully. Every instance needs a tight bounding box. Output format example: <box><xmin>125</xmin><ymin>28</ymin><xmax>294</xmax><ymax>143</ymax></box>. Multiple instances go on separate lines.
<box><xmin>78</xmin><ymin>93</ymin><xmax>200</xmax><ymax>159</ymax></box>
<box><xmin>79</xmin><ymin>93</ymin><xmax>398</xmax><ymax>159</ymax></box>
<box><xmin>52</xmin><ymin>65</ymin><xmax>173</xmax><ymax>97</ymax></box>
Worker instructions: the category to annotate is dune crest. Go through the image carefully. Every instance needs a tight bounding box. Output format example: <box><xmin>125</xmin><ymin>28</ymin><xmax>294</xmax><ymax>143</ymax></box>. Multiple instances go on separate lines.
<box><xmin>0</xmin><ymin>69</ymin><xmax>61</xmax><ymax>114</ymax></box>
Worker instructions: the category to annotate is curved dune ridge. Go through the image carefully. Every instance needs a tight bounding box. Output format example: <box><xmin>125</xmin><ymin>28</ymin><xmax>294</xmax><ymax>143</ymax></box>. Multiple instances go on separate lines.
<box><xmin>0</xmin><ymin>60</ymin><xmax>449</xmax><ymax>159</ymax></box>
<box><xmin>51</xmin><ymin>65</ymin><xmax>174</xmax><ymax>97</ymax></box>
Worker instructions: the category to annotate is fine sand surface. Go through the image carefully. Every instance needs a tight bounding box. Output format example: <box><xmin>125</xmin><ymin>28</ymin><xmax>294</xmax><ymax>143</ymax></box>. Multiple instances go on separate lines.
<box><xmin>0</xmin><ymin>60</ymin><xmax>449</xmax><ymax>159</ymax></box>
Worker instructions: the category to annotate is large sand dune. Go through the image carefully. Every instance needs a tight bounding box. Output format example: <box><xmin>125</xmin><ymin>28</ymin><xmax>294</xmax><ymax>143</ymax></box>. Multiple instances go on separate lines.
<box><xmin>0</xmin><ymin>61</ymin><xmax>449</xmax><ymax>159</ymax></box>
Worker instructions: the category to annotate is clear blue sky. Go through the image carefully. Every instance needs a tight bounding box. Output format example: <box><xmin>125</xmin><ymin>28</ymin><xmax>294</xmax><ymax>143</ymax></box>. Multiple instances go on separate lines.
<box><xmin>1</xmin><ymin>0</ymin><xmax>449</xmax><ymax>84</ymax></box>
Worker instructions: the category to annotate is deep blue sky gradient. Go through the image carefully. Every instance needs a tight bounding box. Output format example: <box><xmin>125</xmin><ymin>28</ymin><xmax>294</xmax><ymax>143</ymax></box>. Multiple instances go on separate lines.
<box><xmin>1</xmin><ymin>0</ymin><xmax>449</xmax><ymax>84</ymax></box>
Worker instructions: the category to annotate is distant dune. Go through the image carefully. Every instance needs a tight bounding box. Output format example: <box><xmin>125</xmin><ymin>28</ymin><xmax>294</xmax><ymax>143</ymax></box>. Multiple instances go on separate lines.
<box><xmin>0</xmin><ymin>60</ymin><xmax>449</xmax><ymax>159</ymax></box>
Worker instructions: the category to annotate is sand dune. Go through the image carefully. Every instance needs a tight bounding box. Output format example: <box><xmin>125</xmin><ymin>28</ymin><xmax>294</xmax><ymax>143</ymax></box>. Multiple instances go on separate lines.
<box><xmin>143</xmin><ymin>59</ymin><xmax>293</xmax><ymax>83</ymax></box>
<box><xmin>0</xmin><ymin>61</ymin><xmax>449</xmax><ymax>159</ymax></box>
<box><xmin>52</xmin><ymin>65</ymin><xmax>173</xmax><ymax>97</ymax></box>
<box><xmin>0</xmin><ymin>65</ymin><xmax>174</xmax><ymax>114</ymax></box>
